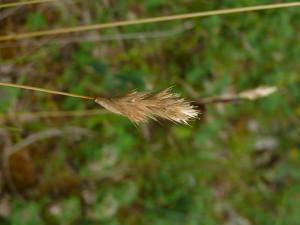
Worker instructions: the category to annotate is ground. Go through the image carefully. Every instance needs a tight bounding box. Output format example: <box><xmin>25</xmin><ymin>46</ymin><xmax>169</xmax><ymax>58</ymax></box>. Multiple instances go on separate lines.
<box><xmin>0</xmin><ymin>0</ymin><xmax>300</xmax><ymax>224</ymax></box>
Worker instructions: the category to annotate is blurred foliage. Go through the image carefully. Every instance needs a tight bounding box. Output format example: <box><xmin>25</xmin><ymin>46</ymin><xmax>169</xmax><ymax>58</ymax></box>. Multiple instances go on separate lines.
<box><xmin>0</xmin><ymin>0</ymin><xmax>300</xmax><ymax>225</ymax></box>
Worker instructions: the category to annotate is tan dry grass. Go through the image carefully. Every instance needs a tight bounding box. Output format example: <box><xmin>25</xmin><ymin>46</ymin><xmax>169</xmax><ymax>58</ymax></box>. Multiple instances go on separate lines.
<box><xmin>95</xmin><ymin>88</ymin><xmax>199</xmax><ymax>124</ymax></box>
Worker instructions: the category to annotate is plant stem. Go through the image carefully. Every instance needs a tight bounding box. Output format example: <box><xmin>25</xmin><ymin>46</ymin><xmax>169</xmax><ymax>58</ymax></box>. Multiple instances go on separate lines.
<box><xmin>0</xmin><ymin>82</ymin><xmax>94</xmax><ymax>100</ymax></box>
<box><xmin>0</xmin><ymin>0</ymin><xmax>56</xmax><ymax>9</ymax></box>
<box><xmin>1</xmin><ymin>1</ymin><xmax>300</xmax><ymax>41</ymax></box>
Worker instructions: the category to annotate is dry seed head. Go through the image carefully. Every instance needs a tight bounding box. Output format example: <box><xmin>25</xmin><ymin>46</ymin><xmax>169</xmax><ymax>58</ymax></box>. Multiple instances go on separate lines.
<box><xmin>95</xmin><ymin>88</ymin><xmax>199</xmax><ymax>124</ymax></box>
<box><xmin>239</xmin><ymin>86</ymin><xmax>277</xmax><ymax>100</ymax></box>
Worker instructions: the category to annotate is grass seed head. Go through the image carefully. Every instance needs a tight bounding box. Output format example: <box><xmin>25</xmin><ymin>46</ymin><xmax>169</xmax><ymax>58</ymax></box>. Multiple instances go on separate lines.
<box><xmin>95</xmin><ymin>88</ymin><xmax>199</xmax><ymax>124</ymax></box>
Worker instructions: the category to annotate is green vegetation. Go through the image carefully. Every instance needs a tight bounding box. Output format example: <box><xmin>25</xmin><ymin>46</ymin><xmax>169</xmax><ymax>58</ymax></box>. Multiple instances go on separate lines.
<box><xmin>0</xmin><ymin>1</ymin><xmax>300</xmax><ymax>224</ymax></box>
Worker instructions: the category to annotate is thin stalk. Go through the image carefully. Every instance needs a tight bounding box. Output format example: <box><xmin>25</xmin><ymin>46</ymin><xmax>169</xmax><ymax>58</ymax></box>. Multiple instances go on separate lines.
<box><xmin>0</xmin><ymin>82</ymin><xmax>94</xmax><ymax>100</ymax></box>
<box><xmin>0</xmin><ymin>1</ymin><xmax>300</xmax><ymax>41</ymax></box>
<box><xmin>0</xmin><ymin>0</ymin><xmax>57</xmax><ymax>9</ymax></box>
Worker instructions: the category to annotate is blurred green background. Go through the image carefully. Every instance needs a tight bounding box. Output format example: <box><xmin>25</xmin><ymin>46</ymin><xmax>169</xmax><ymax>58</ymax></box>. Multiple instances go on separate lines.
<box><xmin>0</xmin><ymin>0</ymin><xmax>300</xmax><ymax>224</ymax></box>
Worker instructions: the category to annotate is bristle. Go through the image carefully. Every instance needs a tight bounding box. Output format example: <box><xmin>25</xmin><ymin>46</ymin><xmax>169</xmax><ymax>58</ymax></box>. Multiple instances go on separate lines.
<box><xmin>94</xmin><ymin>88</ymin><xmax>199</xmax><ymax>124</ymax></box>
